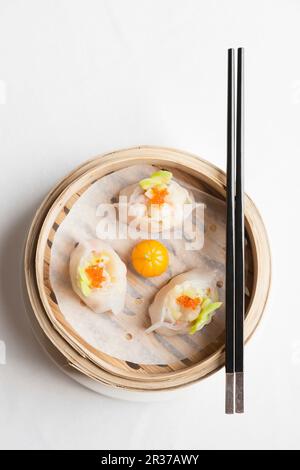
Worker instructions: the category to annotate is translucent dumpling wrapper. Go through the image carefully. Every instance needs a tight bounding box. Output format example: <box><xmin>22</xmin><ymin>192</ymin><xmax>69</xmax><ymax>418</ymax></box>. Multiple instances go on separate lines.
<box><xmin>146</xmin><ymin>269</ymin><xmax>222</xmax><ymax>336</ymax></box>
<box><xmin>69</xmin><ymin>239</ymin><xmax>127</xmax><ymax>315</ymax></box>
<box><xmin>119</xmin><ymin>170</ymin><xmax>194</xmax><ymax>233</ymax></box>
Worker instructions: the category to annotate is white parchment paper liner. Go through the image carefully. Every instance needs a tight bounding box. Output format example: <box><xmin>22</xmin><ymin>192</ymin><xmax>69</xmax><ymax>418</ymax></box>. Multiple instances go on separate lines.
<box><xmin>50</xmin><ymin>165</ymin><xmax>226</xmax><ymax>364</ymax></box>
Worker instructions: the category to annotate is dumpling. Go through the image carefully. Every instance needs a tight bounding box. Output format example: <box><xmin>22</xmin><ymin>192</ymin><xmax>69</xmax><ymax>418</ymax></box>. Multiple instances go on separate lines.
<box><xmin>69</xmin><ymin>239</ymin><xmax>127</xmax><ymax>315</ymax></box>
<box><xmin>119</xmin><ymin>170</ymin><xmax>194</xmax><ymax>233</ymax></box>
<box><xmin>146</xmin><ymin>269</ymin><xmax>222</xmax><ymax>336</ymax></box>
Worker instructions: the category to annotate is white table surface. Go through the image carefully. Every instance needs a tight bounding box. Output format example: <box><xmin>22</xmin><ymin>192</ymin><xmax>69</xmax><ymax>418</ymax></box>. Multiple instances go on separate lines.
<box><xmin>1</xmin><ymin>0</ymin><xmax>300</xmax><ymax>450</ymax></box>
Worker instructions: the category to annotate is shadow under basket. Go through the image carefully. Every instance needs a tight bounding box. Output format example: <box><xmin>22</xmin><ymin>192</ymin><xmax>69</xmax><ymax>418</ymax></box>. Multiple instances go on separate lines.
<box><xmin>24</xmin><ymin>146</ymin><xmax>271</xmax><ymax>392</ymax></box>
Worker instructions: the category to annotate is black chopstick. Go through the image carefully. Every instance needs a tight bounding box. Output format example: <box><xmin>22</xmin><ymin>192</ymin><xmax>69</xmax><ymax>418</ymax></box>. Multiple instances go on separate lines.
<box><xmin>225</xmin><ymin>48</ymin><xmax>235</xmax><ymax>414</ymax></box>
<box><xmin>225</xmin><ymin>47</ymin><xmax>245</xmax><ymax>414</ymax></box>
<box><xmin>235</xmin><ymin>47</ymin><xmax>245</xmax><ymax>413</ymax></box>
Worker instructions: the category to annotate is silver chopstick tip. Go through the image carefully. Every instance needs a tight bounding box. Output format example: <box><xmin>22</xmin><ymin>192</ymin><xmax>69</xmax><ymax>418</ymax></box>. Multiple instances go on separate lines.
<box><xmin>235</xmin><ymin>372</ymin><xmax>244</xmax><ymax>413</ymax></box>
<box><xmin>225</xmin><ymin>373</ymin><xmax>234</xmax><ymax>414</ymax></box>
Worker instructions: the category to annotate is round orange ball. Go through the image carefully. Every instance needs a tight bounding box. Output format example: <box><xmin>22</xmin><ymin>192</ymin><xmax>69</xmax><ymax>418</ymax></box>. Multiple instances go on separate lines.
<box><xmin>131</xmin><ymin>240</ymin><xmax>169</xmax><ymax>277</ymax></box>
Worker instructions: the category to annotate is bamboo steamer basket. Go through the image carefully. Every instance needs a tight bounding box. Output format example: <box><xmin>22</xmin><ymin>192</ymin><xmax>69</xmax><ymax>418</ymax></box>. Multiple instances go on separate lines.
<box><xmin>25</xmin><ymin>146</ymin><xmax>271</xmax><ymax>393</ymax></box>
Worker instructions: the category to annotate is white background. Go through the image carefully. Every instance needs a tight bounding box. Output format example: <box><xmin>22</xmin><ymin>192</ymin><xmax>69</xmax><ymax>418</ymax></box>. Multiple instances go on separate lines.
<box><xmin>0</xmin><ymin>0</ymin><xmax>299</xmax><ymax>450</ymax></box>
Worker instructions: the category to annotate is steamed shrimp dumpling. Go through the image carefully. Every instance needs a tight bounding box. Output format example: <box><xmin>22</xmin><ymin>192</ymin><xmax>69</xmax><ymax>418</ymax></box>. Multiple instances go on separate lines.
<box><xmin>69</xmin><ymin>239</ymin><xmax>127</xmax><ymax>315</ymax></box>
<box><xmin>147</xmin><ymin>269</ymin><xmax>222</xmax><ymax>336</ymax></box>
<box><xmin>119</xmin><ymin>170</ymin><xmax>194</xmax><ymax>232</ymax></box>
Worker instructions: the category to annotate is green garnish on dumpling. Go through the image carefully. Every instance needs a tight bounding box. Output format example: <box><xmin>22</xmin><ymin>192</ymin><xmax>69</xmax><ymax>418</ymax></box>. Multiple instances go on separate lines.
<box><xmin>78</xmin><ymin>266</ymin><xmax>92</xmax><ymax>297</ymax></box>
<box><xmin>189</xmin><ymin>300</ymin><xmax>222</xmax><ymax>334</ymax></box>
<box><xmin>139</xmin><ymin>170</ymin><xmax>173</xmax><ymax>190</ymax></box>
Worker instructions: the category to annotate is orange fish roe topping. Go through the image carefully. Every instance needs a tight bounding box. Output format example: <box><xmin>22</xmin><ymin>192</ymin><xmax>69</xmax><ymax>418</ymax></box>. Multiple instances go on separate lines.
<box><xmin>149</xmin><ymin>187</ymin><xmax>169</xmax><ymax>205</ymax></box>
<box><xmin>85</xmin><ymin>265</ymin><xmax>106</xmax><ymax>288</ymax></box>
<box><xmin>176</xmin><ymin>295</ymin><xmax>201</xmax><ymax>310</ymax></box>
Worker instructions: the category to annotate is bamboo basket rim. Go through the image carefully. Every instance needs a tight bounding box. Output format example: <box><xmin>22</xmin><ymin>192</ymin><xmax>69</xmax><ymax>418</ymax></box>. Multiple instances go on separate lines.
<box><xmin>35</xmin><ymin>146</ymin><xmax>271</xmax><ymax>382</ymax></box>
<box><xmin>25</xmin><ymin>146</ymin><xmax>271</xmax><ymax>390</ymax></box>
